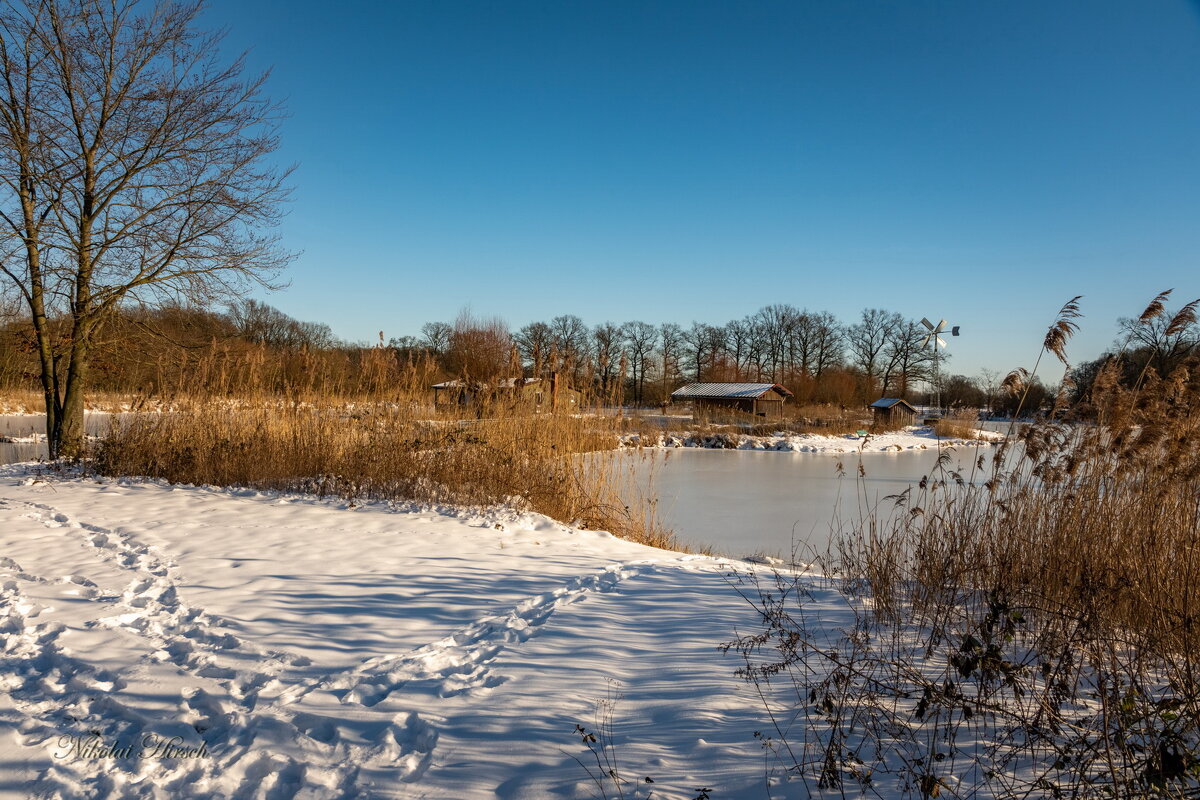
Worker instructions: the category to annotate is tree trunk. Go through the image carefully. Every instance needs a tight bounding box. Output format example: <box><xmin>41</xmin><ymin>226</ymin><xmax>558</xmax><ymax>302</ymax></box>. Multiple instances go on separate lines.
<box><xmin>60</xmin><ymin>169</ymin><xmax>96</xmax><ymax>458</ymax></box>
<box><xmin>25</xmin><ymin>258</ymin><xmax>62</xmax><ymax>457</ymax></box>
<box><xmin>15</xmin><ymin>127</ymin><xmax>60</xmax><ymax>453</ymax></box>
<box><xmin>58</xmin><ymin>332</ymin><xmax>89</xmax><ymax>458</ymax></box>
<box><xmin>30</xmin><ymin>300</ymin><xmax>62</xmax><ymax>458</ymax></box>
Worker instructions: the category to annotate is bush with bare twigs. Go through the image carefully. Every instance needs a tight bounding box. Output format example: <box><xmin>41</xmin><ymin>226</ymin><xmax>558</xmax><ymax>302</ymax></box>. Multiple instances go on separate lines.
<box><xmin>932</xmin><ymin>408</ymin><xmax>984</xmax><ymax>440</ymax></box>
<box><xmin>728</xmin><ymin>293</ymin><xmax>1200</xmax><ymax>798</ymax></box>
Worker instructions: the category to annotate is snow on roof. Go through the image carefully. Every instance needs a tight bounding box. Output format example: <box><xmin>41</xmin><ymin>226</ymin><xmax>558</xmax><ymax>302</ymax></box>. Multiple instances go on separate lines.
<box><xmin>869</xmin><ymin>398</ymin><xmax>916</xmax><ymax>410</ymax></box>
<box><xmin>670</xmin><ymin>382</ymin><xmax>793</xmax><ymax>400</ymax></box>
<box><xmin>497</xmin><ymin>377</ymin><xmax>540</xmax><ymax>388</ymax></box>
<box><xmin>433</xmin><ymin>378</ymin><xmax>540</xmax><ymax>389</ymax></box>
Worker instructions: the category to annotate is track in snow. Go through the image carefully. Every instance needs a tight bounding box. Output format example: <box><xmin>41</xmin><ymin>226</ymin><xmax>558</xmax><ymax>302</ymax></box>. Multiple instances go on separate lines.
<box><xmin>3</xmin><ymin>498</ymin><xmax>653</xmax><ymax>798</ymax></box>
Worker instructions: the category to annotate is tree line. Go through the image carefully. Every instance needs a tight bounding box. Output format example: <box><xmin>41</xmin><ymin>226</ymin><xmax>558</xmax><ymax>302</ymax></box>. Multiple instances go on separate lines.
<box><xmin>3</xmin><ymin>297</ymin><xmax>1195</xmax><ymax>417</ymax></box>
<box><xmin>1</xmin><ymin>301</ymin><xmax>958</xmax><ymax>407</ymax></box>
<box><xmin>394</xmin><ymin>306</ymin><xmax>948</xmax><ymax>407</ymax></box>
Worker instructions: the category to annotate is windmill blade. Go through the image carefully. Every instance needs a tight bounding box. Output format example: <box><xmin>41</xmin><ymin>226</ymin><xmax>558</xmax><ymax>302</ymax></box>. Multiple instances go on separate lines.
<box><xmin>921</xmin><ymin>317</ymin><xmax>934</xmax><ymax>331</ymax></box>
<box><xmin>935</xmin><ymin>319</ymin><xmax>948</xmax><ymax>333</ymax></box>
<box><xmin>936</xmin><ymin>336</ymin><xmax>947</xmax><ymax>348</ymax></box>
<box><xmin>920</xmin><ymin>333</ymin><xmax>933</xmax><ymax>347</ymax></box>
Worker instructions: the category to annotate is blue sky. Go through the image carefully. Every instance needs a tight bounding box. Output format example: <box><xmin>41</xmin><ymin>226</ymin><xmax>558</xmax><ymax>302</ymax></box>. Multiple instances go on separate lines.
<box><xmin>202</xmin><ymin>0</ymin><xmax>1200</xmax><ymax>376</ymax></box>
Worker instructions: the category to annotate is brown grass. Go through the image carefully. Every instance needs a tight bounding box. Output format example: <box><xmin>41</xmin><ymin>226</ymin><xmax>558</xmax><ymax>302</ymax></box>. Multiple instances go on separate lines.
<box><xmin>932</xmin><ymin>408</ymin><xmax>982</xmax><ymax>439</ymax></box>
<box><xmin>626</xmin><ymin>403</ymin><xmax>869</xmax><ymax>439</ymax></box>
<box><xmin>91</xmin><ymin>351</ymin><xmax>675</xmax><ymax>549</ymax></box>
<box><xmin>0</xmin><ymin>388</ymin><xmax>136</xmax><ymax>414</ymax></box>
<box><xmin>826</xmin><ymin>356</ymin><xmax>1200</xmax><ymax>794</ymax></box>
<box><xmin>729</xmin><ymin>295</ymin><xmax>1200</xmax><ymax>797</ymax></box>
<box><xmin>858</xmin><ymin>360</ymin><xmax>1200</xmax><ymax>650</ymax></box>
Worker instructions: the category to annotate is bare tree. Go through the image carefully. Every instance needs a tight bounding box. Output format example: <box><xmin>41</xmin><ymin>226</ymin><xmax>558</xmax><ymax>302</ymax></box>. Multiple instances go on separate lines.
<box><xmin>658</xmin><ymin>322</ymin><xmax>683</xmax><ymax>399</ymax></box>
<box><xmin>0</xmin><ymin>0</ymin><xmax>292</xmax><ymax>455</ymax></box>
<box><xmin>879</xmin><ymin>318</ymin><xmax>933</xmax><ymax>398</ymax></box>
<box><xmin>743</xmin><ymin>316</ymin><xmax>769</xmax><ymax>381</ymax></box>
<box><xmin>514</xmin><ymin>320</ymin><xmax>553</xmax><ymax>373</ymax></box>
<box><xmin>549</xmin><ymin>314</ymin><xmax>588</xmax><ymax>381</ymax></box>
<box><xmin>724</xmin><ymin>318</ymin><xmax>754</xmax><ymax>380</ymax></box>
<box><xmin>1116</xmin><ymin>305</ymin><xmax>1200</xmax><ymax>380</ymax></box>
<box><xmin>809</xmin><ymin>311</ymin><xmax>844</xmax><ymax>378</ymax></box>
<box><xmin>847</xmin><ymin>308</ymin><xmax>901</xmax><ymax>395</ymax></box>
<box><xmin>681</xmin><ymin>322</ymin><xmax>714</xmax><ymax>383</ymax></box>
<box><xmin>754</xmin><ymin>304</ymin><xmax>802</xmax><ymax>382</ymax></box>
<box><xmin>444</xmin><ymin>309</ymin><xmax>511</xmax><ymax>383</ymax></box>
<box><xmin>420</xmin><ymin>321</ymin><xmax>453</xmax><ymax>359</ymax></box>
<box><xmin>621</xmin><ymin>321</ymin><xmax>656</xmax><ymax>404</ymax></box>
<box><xmin>940</xmin><ymin>374</ymin><xmax>983</xmax><ymax>408</ymax></box>
<box><xmin>978</xmin><ymin>368</ymin><xmax>1000</xmax><ymax>414</ymax></box>
<box><xmin>230</xmin><ymin>300</ymin><xmax>332</xmax><ymax>350</ymax></box>
<box><xmin>591</xmin><ymin>321</ymin><xmax>622</xmax><ymax>398</ymax></box>
<box><xmin>785</xmin><ymin>309</ymin><xmax>843</xmax><ymax>381</ymax></box>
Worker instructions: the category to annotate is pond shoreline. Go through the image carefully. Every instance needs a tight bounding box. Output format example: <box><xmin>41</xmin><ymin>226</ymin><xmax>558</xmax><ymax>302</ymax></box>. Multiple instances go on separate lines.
<box><xmin>622</xmin><ymin>424</ymin><xmax>1001</xmax><ymax>454</ymax></box>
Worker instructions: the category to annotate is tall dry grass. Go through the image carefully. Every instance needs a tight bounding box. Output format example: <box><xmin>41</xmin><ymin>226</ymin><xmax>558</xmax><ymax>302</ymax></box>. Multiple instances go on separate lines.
<box><xmin>0</xmin><ymin>388</ymin><xmax>136</xmax><ymax>414</ymax></box>
<box><xmin>932</xmin><ymin>407</ymin><xmax>984</xmax><ymax>439</ymax></box>
<box><xmin>629</xmin><ymin>403</ymin><xmax>869</xmax><ymax>438</ymax></box>
<box><xmin>93</xmin><ymin>349</ymin><xmax>675</xmax><ymax>549</ymax></box>
<box><xmin>730</xmin><ymin>294</ymin><xmax>1200</xmax><ymax>798</ymax></box>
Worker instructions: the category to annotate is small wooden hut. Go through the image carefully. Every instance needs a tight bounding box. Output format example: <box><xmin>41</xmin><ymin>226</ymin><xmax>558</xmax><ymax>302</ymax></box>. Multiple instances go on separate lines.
<box><xmin>669</xmin><ymin>383</ymin><xmax>793</xmax><ymax>418</ymax></box>
<box><xmin>432</xmin><ymin>374</ymin><xmax>580</xmax><ymax>412</ymax></box>
<box><xmin>869</xmin><ymin>398</ymin><xmax>918</xmax><ymax>426</ymax></box>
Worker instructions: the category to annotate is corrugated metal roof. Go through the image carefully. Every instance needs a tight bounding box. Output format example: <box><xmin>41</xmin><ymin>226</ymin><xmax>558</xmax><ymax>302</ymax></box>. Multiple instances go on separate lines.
<box><xmin>670</xmin><ymin>382</ymin><xmax>792</xmax><ymax>399</ymax></box>
<box><xmin>869</xmin><ymin>398</ymin><xmax>916</xmax><ymax>410</ymax></box>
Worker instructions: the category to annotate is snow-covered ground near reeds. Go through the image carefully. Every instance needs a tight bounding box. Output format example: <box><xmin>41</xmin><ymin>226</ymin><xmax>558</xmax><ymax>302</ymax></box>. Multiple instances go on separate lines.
<box><xmin>624</xmin><ymin>424</ymin><xmax>1002</xmax><ymax>453</ymax></box>
<box><xmin>0</xmin><ymin>432</ymin><xmax>47</xmax><ymax>444</ymax></box>
<box><xmin>0</xmin><ymin>463</ymin><xmax>848</xmax><ymax>800</ymax></box>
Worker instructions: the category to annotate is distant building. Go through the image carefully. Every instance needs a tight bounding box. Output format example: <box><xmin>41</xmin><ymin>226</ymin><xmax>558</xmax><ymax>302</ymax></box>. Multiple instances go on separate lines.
<box><xmin>670</xmin><ymin>382</ymin><xmax>794</xmax><ymax>418</ymax></box>
<box><xmin>432</xmin><ymin>374</ymin><xmax>580</xmax><ymax>412</ymax></box>
<box><xmin>869</xmin><ymin>398</ymin><xmax>918</xmax><ymax>426</ymax></box>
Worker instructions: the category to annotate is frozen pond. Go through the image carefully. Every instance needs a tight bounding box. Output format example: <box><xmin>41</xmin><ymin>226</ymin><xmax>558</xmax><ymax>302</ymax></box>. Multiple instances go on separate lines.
<box><xmin>617</xmin><ymin>445</ymin><xmax>998</xmax><ymax>560</ymax></box>
<box><xmin>0</xmin><ymin>413</ymin><xmax>126</xmax><ymax>464</ymax></box>
<box><xmin>1</xmin><ymin>412</ymin><xmax>1012</xmax><ymax>563</ymax></box>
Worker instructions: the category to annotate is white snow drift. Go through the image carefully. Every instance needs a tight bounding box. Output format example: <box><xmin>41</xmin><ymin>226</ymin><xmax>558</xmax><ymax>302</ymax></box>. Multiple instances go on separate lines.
<box><xmin>0</xmin><ymin>464</ymin><xmax>847</xmax><ymax>799</ymax></box>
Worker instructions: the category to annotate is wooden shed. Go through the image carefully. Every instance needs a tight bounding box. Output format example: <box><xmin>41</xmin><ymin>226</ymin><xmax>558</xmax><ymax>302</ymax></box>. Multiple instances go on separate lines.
<box><xmin>869</xmin><ymin>398</ymin><xmax>918</xmax><ymax>426</ymax></box>
<box><xmin>433</xmin><ymin>374</ymin><xmax>581</xmax><ymax>412</ymax></box>
<box><xmin>670</xmin><ymin>382</ymin><xmax>794</xmax><ymax>418</ymax></box>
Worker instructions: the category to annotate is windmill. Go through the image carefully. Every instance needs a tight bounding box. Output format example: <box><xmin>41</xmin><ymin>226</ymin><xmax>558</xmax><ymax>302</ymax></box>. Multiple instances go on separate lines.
<box><xmin>920</xmin><ymin>318</ymin><xmax>960</xmax><ymax>414</ymax></box>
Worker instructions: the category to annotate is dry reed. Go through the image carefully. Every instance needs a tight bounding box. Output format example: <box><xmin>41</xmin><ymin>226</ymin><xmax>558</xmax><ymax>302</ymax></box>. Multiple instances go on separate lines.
<box><xmin>626</xmin><ymin>403</ymin><xmax>869</xmax><ymax>439</ymax></box>
<box><xmin>932</xmin><ymin>408</ymin><xmax>984</xmax><ymax>440</ymax></box>
<box><xmin>729</xmin><ymin>294</ymin><xmax>1200</xmax><ymax>798</ymax></box>
<box><xmin>92</xmin><ymin>349</ymin><xmax>675</xmax><ymax>549</ymax></box>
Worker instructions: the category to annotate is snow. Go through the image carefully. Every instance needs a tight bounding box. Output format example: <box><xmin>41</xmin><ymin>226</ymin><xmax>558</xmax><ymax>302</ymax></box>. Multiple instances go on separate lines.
<box><xmin>0</xmin><ymin>463</ymin><xmax>847</xmax><ymax>799</ymax></box>
<box><xmin>624</xmin><ymin>424</ymin><xmax>1003</xmax><ymax>453</ymax></box>
<box><xmin>0</xmin><ymin>433</ymin><xmax>46</xmax><ymax>445</ymax></box>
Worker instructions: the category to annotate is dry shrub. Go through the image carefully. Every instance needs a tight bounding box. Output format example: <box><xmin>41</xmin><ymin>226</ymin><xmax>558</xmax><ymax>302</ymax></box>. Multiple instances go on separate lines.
<box><xmin>933</xmin><ymin>408</ymin><xmax>983</xmax><ymax>439</ymax></box>
<box><xmin>93</xmin><ymin>352</ymin><xmax>674</xmax><ymax>549</ymax></box>
<box><xmin>0</xmin><ymin>388</ymin><xmax>133</xmax><ymax>414</ymax></box>
<box><xmin>729</xmin><ymin>295</ymin><xmax>1200</xmax><ymax>798</ymax></box>
<box><xmin>0</xmin><ymin>388</ymin><xmax>44</xmax><ymax>414</ymax></box>
<box><xmin>631</xmin><ymin>402</ymin><xmax>868</xmax><ymax>439</ymax></box>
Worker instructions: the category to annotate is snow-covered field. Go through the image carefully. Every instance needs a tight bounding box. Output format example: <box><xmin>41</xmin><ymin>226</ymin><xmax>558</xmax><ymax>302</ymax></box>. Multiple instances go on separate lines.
<box><xmin>0</xmin><ymin>463</ymin><xmax>841</xmax><ymax>799</ymax></box>
<box><xmin>624</xmin><ymin>425</ymin><xmax>1002</xmax><ymax>453</ymax></box>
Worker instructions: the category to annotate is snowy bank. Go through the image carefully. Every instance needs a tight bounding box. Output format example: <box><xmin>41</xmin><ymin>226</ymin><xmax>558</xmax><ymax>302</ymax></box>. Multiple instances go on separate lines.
<box><xmin>0</xmin><ymin>464</ymin><xmax>840</xmax><ymax>799</ymax></box>
<box><xmin>623</xmin><ymin>424</ymin><xmax>1002</xmax><ymax>453</ymax></box>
